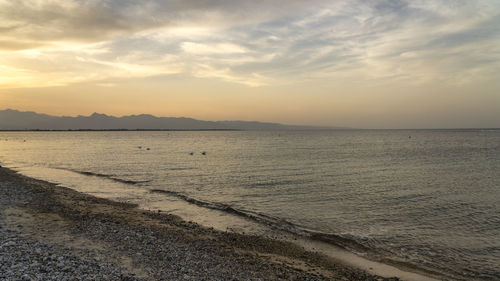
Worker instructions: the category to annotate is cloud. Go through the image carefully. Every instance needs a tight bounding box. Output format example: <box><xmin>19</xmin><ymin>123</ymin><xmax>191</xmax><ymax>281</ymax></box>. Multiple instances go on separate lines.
<box><xmin>191</xmin><ymin>64</ymin><xmax>270</xmax><ymax>87</ymax></box>
<box><xmin>0</xmin><ymin>0</ymin><xmax>499</xmax><ymax>88</ymax></box>
<box><xmin>0</xmin><ymin>0</ymin><xmax>165</xmax><ymax>44</ymax></box>
<box><xmin>233</xmin><ymin>0</ymin><xmax>500</xmax><ymax>84</ymax></box>
<box><xmin>181</xmin><ymin>42</ymin><xmax>247</xmax><ymax>55</ymax></box>
<box><xmin>0</xmin><ymin>39</ymin><xmax>45</xmax><ymax>50</ymax></box>
<box><xmin>0</xmin><ymin>0</ymin><xmax>321</xmax><ymax>44</ymax></box>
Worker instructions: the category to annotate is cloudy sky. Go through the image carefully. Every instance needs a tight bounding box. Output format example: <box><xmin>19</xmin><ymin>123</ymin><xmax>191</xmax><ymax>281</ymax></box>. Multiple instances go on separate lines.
<box><xmin>0</xmin><ymin>0</ymin><xmax>499</xmax><ymax>128</ymax></box>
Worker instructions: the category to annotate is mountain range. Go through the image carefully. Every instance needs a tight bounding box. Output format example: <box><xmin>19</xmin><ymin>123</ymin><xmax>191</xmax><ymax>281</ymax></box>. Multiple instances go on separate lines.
<box><xmin>0</xmin><ymin>109</ymin><xmax>346</xmax><ymax>131</ymax></box>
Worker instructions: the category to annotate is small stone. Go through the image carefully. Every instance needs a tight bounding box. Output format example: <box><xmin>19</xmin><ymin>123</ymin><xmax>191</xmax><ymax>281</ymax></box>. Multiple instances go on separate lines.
<box><xmin>2</xmin><ymin>241</ymin><xmax>16</xmax><ymax>247</ymax></box>
<box><xmin>63</xmin><ymin>266</ymin><xmax>72</xmax><ymax>272</ymax></box>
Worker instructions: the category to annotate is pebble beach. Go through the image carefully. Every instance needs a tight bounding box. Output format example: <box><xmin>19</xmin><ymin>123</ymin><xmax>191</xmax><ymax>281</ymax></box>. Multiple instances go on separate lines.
<box><xmin>0</xmin><ymin>167</ymin><xmax>400</xmax><ymax>281</ymax></box>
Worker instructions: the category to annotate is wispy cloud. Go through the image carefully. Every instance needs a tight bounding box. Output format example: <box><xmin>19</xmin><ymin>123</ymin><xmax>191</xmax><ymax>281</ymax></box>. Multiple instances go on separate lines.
<box><xmin>0</xmin><ymin>0</ymin><xmax>499</xmax><ymax>88</ymax></box>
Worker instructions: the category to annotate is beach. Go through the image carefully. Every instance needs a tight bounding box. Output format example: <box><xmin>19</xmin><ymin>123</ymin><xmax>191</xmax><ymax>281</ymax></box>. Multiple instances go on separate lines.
<box><xmin>2</xmin><ymin>129</ymin><xmax>494</xmax><ymax>280</ymax></box>
<box><xmin>0</xmin><ymin>167</ymin><xmax>400</xmax><ymax>280</ymax></box>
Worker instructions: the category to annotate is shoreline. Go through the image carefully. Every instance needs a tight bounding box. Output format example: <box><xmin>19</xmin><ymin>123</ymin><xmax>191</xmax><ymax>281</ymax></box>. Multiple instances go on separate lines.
<box><xmin>0</xmin><ymin>167</ymin><xmax>441</xmax><ymax>280</ymax></box>
<box><xmin>0</xmin><ymin>167</ymin><xmax>396</xmax><ymax>280</ymax></box>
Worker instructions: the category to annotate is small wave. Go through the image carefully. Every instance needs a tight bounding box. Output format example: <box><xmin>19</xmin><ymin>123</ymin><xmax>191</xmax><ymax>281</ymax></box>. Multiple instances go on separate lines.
<box><xmin>246</xmin><ymin>179</ymin><xmax>311</xmax><ymax>188</ymax></box>
<box><xmin>149</xmin><ymin>189</ymin><xmax>371</xmax><ymax>253</ymax></box>
<box><xmin>308</xmin><ymin>231</ymin><xmax>372</xmax><ymax>252</ymax></box>
<box><xmin>168</xmin><ymin>167</ymin><xmax>196</xmax><ymax>171</ymax></box>
<box><xmin>150</xmin><ymin>189</ymin><xmax>295</xmax><ymax>228</ymax></box>
<box><xmin>61</xmin><ymin>168</ymin><xmax>150</xmax><ymax>185</ymax></box>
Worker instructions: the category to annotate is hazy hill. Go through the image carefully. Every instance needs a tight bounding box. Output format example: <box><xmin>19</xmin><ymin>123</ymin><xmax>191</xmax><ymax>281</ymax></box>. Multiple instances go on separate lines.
<box><xmin>0</xmin><ymin>109</ymin><xmax>344</xmax><ymax>130</ymax></box>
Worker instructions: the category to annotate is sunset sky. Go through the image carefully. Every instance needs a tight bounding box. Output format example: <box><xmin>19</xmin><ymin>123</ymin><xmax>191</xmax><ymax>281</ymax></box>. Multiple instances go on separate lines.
<box><xmin>1</xmin><ymin>0</ymin><xmax>499</xmax><ymax>128</ymax></box>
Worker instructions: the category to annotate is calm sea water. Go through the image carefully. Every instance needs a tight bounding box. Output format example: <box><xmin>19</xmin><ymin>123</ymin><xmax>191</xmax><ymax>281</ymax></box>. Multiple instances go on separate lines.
<box><xmin>1</xmin><ymin>130</ymin><xmax>499</xmax><ymax>280</ymax></box>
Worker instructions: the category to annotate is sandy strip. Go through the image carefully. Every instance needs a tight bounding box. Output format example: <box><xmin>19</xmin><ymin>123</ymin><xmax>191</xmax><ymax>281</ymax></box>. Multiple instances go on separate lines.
<box><xmin>1</xmin><ymin>167</ymin><xmax>407</xmax><ymax>280</ymax></box>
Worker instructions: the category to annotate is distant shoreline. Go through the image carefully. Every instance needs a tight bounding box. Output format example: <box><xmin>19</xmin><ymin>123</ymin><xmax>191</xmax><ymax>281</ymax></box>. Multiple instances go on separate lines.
<box><xmin>0</xmin><ymin>129</ymin><xmax>242</xmax><ymax>132</ymax></box>
<box><xmin>0</xmin><ymin>128</ymin><xmax>498</xmax><ymax>132</ymax></box>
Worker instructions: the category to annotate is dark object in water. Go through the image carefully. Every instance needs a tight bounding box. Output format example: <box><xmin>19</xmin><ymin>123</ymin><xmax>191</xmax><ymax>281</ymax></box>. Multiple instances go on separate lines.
<box><xmin>138</xmin><ymin>146</ymin><xmax>142</xmax><ymax>149</ymax></box>
<box><xmin>189</xmin><ymin>152</ymin><xmax>194</xmax><ymax>155</ymax></box>
<box><xmin>146</xmin><ymin>148</ymin><xmax>150</xmax><ymax>151</ymax></box>
<box><xmin>201</xmin><ymin>151</ymin><xmax>206</xmax><ymax>155</ymax></box>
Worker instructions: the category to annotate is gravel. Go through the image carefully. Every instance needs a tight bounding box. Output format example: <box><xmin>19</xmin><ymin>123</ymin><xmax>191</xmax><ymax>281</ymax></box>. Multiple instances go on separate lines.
<box><xmin>0</xmin><ymin>173</ymin><xmax>143</xmax><ymax>281</ymax></box>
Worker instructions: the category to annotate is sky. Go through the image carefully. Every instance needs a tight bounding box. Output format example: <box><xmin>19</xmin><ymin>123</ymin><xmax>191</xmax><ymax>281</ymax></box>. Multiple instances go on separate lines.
<box><xmin>0</xmin><ymin>0</ymin><xmax>499</xmax><ymax>128</ymax></box>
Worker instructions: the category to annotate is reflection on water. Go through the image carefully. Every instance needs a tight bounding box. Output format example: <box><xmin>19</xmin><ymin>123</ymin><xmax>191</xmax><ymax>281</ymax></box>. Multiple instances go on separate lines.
<box><xmin>1</xmin><ymin>130</ymin><xmax>499</xmax><ymax>280</ymax></box>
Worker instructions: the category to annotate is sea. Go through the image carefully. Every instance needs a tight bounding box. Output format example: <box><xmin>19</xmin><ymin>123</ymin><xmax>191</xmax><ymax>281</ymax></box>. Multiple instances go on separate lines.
<box><xmin>0</xmin><ymin>130</ymin><xmax>499</xmax><ymax>280</ymax></box>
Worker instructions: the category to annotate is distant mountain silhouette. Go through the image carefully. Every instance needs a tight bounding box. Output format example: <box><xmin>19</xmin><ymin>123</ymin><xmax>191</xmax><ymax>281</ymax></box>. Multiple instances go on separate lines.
<box><xmin>0</xmin><ymin>109</ymin><xmax>348</xmax><ymax>130</ymax></box>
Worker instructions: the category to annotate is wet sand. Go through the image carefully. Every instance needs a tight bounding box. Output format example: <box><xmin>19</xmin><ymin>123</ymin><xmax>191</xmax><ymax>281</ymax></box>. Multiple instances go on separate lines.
<box><xmin>1</xmin><ymin>167</ymin><xmax>405</xmax><ymax>280</ymax></box>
